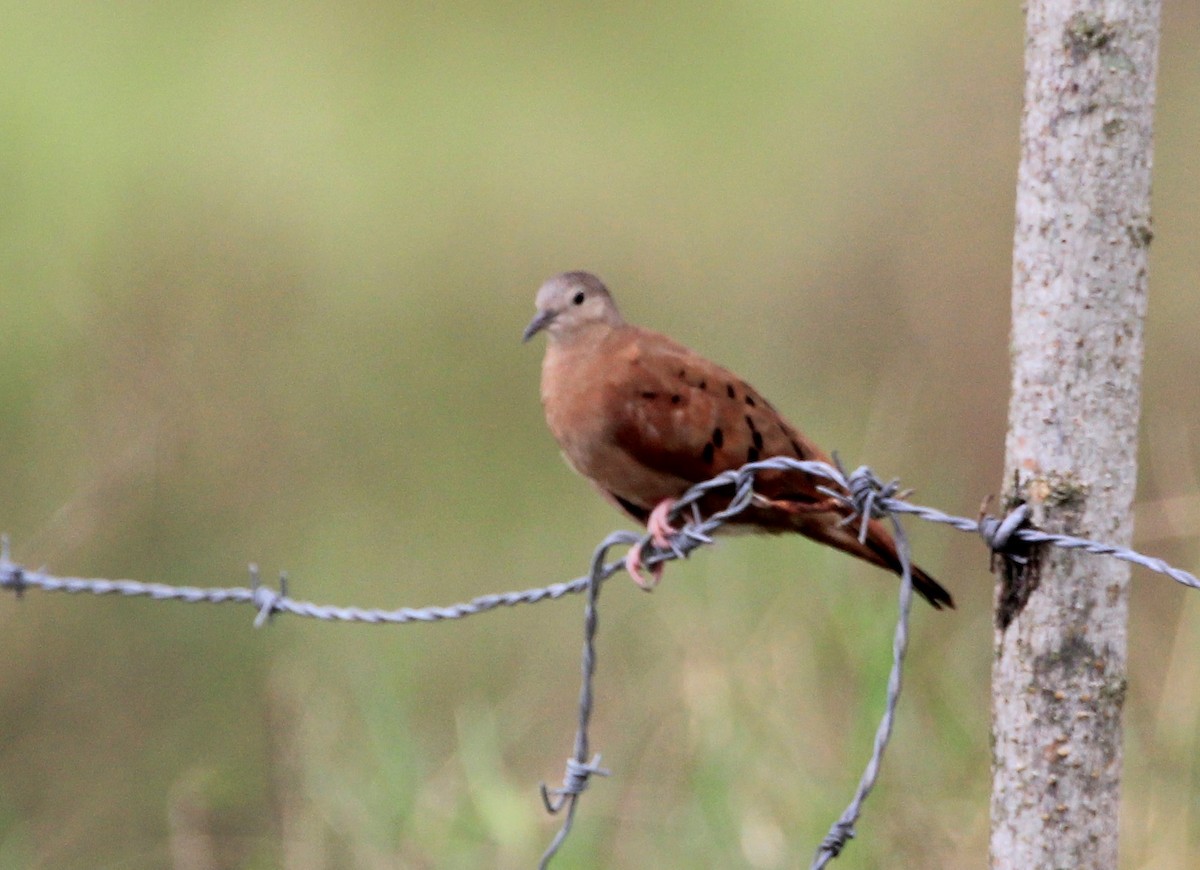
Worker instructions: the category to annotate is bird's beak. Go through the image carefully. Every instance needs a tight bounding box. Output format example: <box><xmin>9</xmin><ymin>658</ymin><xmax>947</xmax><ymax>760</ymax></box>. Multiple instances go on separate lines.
<box><xmin>522</xmin><ymin>309</ymin><xmax>555</xmax><ymax>343</ymax></box>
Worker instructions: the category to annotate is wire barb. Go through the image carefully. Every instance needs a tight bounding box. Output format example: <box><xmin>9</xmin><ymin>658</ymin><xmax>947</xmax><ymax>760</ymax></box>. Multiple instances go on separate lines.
<box><xmin>817</xmin><ymin>822</ymin><xmax>856</xmax><ymax>860</ymax></box>
<box><xmin>250</xmin><ymin>564</ymin><xmax>290</xmax><ymax>628</ymax></box>
<box><xmin>540</xmin><ymin>755</ymin><xmax>610</xmax><ymax>813</ymax></box>
<box><xmin>978</xmin><ymin>500</ymin><xmax>1033</xmax><ymax>562</ymax></box>
<box><xmin>0</xmin><ymin>535</ymin><xmax>26</xmax><ymax>600</ymax></box>
<box><xmin>828</xmin><ymin>464</ymin><xmax>902</xmax><ymax>543</ymax></box>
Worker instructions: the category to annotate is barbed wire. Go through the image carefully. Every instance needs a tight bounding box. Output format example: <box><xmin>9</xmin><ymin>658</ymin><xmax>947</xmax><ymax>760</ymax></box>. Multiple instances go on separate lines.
<box><xmin>808</xmin><ymin>486</ymin><xmax>917</xmax><ymax>870</ymax></box>
<box><xmin>536</xmin><ymin>530</ymin><xmax>631</xmax><ymax>870</ymax></box>
<box><xmin>2</xmin><ymin>456</ymin><xmax>1197</xmax><ymax>867</ymax></box>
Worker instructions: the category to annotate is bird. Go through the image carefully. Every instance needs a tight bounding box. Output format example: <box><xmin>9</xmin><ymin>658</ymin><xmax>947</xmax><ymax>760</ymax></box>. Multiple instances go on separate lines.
<box><xmin>522</xmin><ymin>271</ymin><xmax>953</xmax><ymax>610</ymax></box>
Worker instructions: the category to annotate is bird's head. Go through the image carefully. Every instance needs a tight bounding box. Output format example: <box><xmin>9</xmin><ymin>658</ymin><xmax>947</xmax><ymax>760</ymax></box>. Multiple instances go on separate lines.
<box><xmin>522</xmin><ymin>271</ymin><xmax>625</xmax><ymax>343</ymax></box>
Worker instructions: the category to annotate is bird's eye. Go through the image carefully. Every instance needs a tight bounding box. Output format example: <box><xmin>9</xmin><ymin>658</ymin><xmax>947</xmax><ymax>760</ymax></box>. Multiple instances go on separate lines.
<box><xmin>572</xmin><ymin>291</ymin><xmax>585</xmax><ymax>306</ymax></box>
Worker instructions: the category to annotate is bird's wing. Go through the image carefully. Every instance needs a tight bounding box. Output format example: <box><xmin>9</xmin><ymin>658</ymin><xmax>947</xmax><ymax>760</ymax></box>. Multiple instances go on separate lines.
<box><xmin>601</xmin><ymin>327</ymin><xmax>832</xmax><ymax>506</ymax></box>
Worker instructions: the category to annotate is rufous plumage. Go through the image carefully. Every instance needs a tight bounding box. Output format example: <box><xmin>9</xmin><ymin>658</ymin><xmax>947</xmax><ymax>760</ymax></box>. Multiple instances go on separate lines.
<box><xmin>523</xmin><ymin>271</ymin><xmax>953</xmax><ymax>609</ymax></box>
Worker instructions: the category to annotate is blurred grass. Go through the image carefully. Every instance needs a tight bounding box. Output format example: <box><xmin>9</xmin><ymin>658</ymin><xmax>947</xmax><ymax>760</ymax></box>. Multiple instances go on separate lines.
<box><xmin>1</xmin><ymin>0</ymin><xmax>1198</xmax><ymax>867</ymax></box>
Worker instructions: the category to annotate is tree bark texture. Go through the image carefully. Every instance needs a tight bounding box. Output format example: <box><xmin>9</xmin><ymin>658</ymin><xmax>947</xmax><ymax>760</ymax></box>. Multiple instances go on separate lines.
<box><xmin>990</xmin><ymin>1</ymin><xmax>1159</xmax><ymax>868</ymax></box>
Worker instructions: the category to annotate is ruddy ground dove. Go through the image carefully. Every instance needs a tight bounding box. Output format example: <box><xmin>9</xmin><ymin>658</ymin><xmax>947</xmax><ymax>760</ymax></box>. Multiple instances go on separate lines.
<box><xmin>523</xmin><ymin>271</ymin><xmax>953</xmax><ymax>609</ymax></box>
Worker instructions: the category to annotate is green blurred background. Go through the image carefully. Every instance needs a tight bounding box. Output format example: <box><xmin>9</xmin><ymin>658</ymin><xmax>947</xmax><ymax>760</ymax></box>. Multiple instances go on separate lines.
<box><xmin>2</xmin><ymin>2</ymin><xmax>1198</xmax><ymax>867</ymax></box>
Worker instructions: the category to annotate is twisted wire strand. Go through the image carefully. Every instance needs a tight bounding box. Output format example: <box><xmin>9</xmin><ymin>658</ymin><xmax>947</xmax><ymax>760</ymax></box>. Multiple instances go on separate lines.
<box><xmin>810</xmin><ymin>498</ymin><xmax>915</xmax><ymax>869</ymax></box>
<box><xmin>0</xmin><ymin>540</ymin><xmax>614</xmax><ymax>626</ymax></box>
<box><xmin>5</xmin><ymin>459</ymin><xmax>1191</xmax><ymax>623</ymax></box>
<box><xmin>4</xmin><ymin>456</ymin><xmax>1198</xmax><ymax>868</ymax></box>
<box><xmin>536</xmin><ymin>531</ymin><xmax>630</xmax><ymax>869</ymax></box>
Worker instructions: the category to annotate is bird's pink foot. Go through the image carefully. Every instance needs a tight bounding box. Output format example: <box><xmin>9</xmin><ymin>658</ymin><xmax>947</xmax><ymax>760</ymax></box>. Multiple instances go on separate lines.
<box><xmin>624</xmin><ymin>544</ymin><xmax>664</xmax><ymax>590</ymax></box>
<box><xmin>624</xmin><ymin>499</ymin><xmax>678</xmax><ymax>590</ymax></box>
<box><xmin>646</xmin><ymin>499</ymin><xmax>679</xmax><ymax>548</ymax></box>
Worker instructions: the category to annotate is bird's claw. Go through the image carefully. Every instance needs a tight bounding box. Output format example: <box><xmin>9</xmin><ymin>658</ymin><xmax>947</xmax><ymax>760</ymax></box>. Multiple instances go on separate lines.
<box><xmin>646</xmin><ymin>499</ymin><xmax>679</xmax><ymax>548</ymax></box>
<box><xmin>624</xmin><ymin>499</ymin><xmax>679</xmax><ymax>590</ymax></box>
<box><xmin>624</xmin><ymin>545</ymin><xmax>664</xmax><ymax>590</ymax></box>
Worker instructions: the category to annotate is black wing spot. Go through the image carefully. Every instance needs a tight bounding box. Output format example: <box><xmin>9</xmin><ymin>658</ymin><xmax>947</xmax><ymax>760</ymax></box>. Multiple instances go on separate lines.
<box><xmin>744</xmin><ymin>414</ymin><xmax>757</xmax><ymax>431</ymax></box>
<box><xmin>745</xmin><ymin>394</ymin><xmax>756</xmax><ymax>407</ymax></box>
<box><xmin>641</xmin><ymin>391</ymin><xmax>659</xmax><ymax>400</ymax></box>
<box><xmin>698</xmin><ymin>380</ymin><xmax>707</xmax><ymax>390</ymax></box>
<box><xmin>726</xmin><ymin>384</ymin><xmax>736</xmax><ymax>399</ymax></box>
<box><xmin>752</xmin><ymin>430</ymin><xmax>764</xmax><ymax>450</ymax></box>
<box><xmin>677</xmin><ymin>368</ymin><xmax>687</xmax><ymax>379</ymax></box>
<box><xmin>747</xmin><ymin>446</ymin><xmax>760</xmax><ymax>462</ymax></box>
<box><xmin>671</xmin><ymin>394</ymin><xmax>682</xmax><ymax>404</ymax></box>
<box><xmin>701</xmin><ymin>442</ymin><xmax>715</xmax><ymax>464</ymax></box>
<box><xmin>712</xmin><ymin>427</ymin><xmax>724</xmax><ymax>448</ymax></box>
<box><xmin>790</xmin><ymin>438</ymin><xmax>806</xmax><ymax>457</ymax></box>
